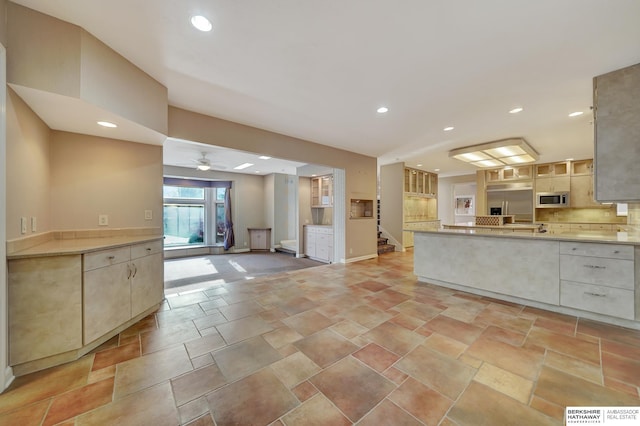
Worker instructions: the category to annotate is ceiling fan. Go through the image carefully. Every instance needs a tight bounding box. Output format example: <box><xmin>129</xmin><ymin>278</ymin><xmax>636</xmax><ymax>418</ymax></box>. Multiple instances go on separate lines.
<box><xmin>185</xmin><ymin>152</ymin><xmax>227</xmax><ymax>171</ymax></box>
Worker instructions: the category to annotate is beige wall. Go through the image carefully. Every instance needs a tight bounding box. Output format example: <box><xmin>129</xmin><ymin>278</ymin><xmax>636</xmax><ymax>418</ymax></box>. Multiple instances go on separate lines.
<box><xmin>6</xmin><ymin>88</ymin><xmax>51</xmax><ymax>240</ymax></box>
<box><xmin>169</xmin><ymin>106</ymin><xmax>377</xmax><ymax>259</ymax></box>
<box><xmin>168</xmin><ymin>106</ymin><xmax>378</xmax><ymax>260</ymax></box>
<box><xmin>6</xmin><ymin>3</ymin><xmax>167</xmax><ymax>134</ymax></box>
<box><xmin>49</xmin><ymin>131</ymin><xmax>163</xmax><ymax>231</ymax></box>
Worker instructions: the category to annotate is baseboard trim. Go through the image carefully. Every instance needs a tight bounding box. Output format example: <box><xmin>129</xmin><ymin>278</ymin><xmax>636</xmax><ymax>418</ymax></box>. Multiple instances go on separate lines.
<box><xmin>3</xmin><ymin>365</ymin><xmax>14</xmax><ymax>392</ymax></box>
<box><xmin>343</xmin><ymin>253</ymin><xmax>378</xmax><ymax>264</ymax></box>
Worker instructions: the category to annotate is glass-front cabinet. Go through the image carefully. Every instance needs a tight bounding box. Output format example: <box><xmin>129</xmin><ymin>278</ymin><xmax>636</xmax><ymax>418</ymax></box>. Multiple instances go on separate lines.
<box><xmin>403</xmin><ymin>167</ymin><xmax>437</xmax><ymax>197</ymax></box>
<box><xmin>311</xmin><ymin>175</ymin><xmax>333</xmax><ymax>207</ymax></box>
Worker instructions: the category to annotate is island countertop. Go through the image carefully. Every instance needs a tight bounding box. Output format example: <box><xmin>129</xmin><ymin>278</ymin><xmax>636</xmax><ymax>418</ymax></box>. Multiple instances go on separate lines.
<box><xmin>413</xmin><ymin>227</ymin><xmax>640</xmax><ymax>245</ymax></box>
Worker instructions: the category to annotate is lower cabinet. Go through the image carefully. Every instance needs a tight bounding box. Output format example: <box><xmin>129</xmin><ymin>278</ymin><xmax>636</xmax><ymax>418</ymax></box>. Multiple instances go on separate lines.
<box><xmin>84</xmin><ymin>240</ymin><xmax>164</xmax><ymax>344</ymax></box>
<box><xmin>8</xmin><ymin>255</ymin><xmax>83</xmax><ymax>366</ymax></box>
<box><xmin>559</xmin><ymin>242</ymin><xmax>636</xmax><ymax>320</ymax></box>
<box><xmin>8</xmin><ymin>238</ymin><xmax>164</xmax><ymax>374</ymax></box>
<box><xmin>304</xmin><ymin>226</ymin><xmax>333</xmax><ymax>263</ymax></box>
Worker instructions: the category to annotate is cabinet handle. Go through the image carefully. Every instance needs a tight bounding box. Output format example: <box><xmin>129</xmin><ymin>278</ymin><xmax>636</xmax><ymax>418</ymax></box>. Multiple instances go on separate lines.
<box><xmin>583</xmin><ymin>264</ymin><xmax>606</xmax><ymax>269</ymax></box>
<box><xmin>132</xmin><ymin>263</ymin><xmax>137</xmax><ymax>278</ymax></box>
<box><xmin>571</xmin><ymin>248</ymin><xmax>577</xmax><ymax>251</ymax></box>
<box><xmin>584</xmin><ymin>292</ymin><xmax>607</xmax><ymax>297</ymax></box>
<box><xmin>108</xmin><ymin>255</ymin><xmax>116</xmax><ymax>260</ymax></box>
<box><xmin>127</xmin><ymin>265</ymin><xmax>132</xmax><ymax>279</ymax></box>
<box><xmin>613</xmin><ymin>250</ymin><xmax>620</xmax><ymax>254</ymax></box>
<box><xmin>146</xmin><ymin>247</ymin><xmax>152</xmax><ymax>251</ymax></box>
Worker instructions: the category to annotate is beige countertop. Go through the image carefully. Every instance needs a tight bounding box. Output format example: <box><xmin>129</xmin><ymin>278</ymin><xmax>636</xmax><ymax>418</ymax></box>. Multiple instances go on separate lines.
<box><xmin>7</xmin><ymin>235</ymin><xmax>163</xmax><ymax>259</ymax></box>
<box><xmin>414</xmin><ymin>227</ymin><xmax>640</xmax><ymax>245</ymax></box>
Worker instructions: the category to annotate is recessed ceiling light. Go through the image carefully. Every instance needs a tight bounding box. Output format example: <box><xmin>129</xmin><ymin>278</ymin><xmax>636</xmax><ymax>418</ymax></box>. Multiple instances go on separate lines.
<box><xmin>509</xmin><ymin>107</ymin><xmax>524</xmax><ymax>114</ymax></box>
<box><xmin>377</xmin><ymin>107</ymin><xmax>389</xmax><ymax>114</ymax></box>
<box><xmin>568</xmin><ymin>111</ymin><xmax>584</xmax><ymax>117</ymax></box>
<box><xmin>443</xmin><ymin>126</ymin><xmax>454</xmax><ymax>131</ymax></box>
<box><xmin>196</xmin><ymin>164</ymin><xmax>211</xmax><ymax>171</ymax></box>
<box><xmin>97</xmin><ymin>121</ymin><xmax>117</xmax><ymax>128</ymax></box>
<box><xmin>435</xmin><ymin>168</ymin><xmax>440</xmax><ymax>172</ymax></box>
<box><xmin>234</xmin><ymin>162</ymin><xmax>253</xmax><ymax>170</ymax></box>
<box><xmin>191</xmin><ymin>15</ymin><xmax>212</xmax><ymax>32</ymax></box>
<box><xmin>416</xmin><ymin>163</ymin><xmax>423</xmax><ymax>167</ymax></box>
<box><xmin>566</xmin><ymin>158</ymin><xmax>574</xmax><ymax>161</ymax></box>
<box><xmin>259</xmin><ymin>156</ymin><xmax>271</xmax><ymax>160</ymax></box>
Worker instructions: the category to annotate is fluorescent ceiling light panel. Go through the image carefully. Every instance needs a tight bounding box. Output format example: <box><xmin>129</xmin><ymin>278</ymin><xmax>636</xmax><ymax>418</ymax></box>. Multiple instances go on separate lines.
<box><xmin>449</xmin><ymin>138</ymin><xmax>538</xmax><ymax>168</ymax></box>
<box><xmin>234</xmin><ymin>162</ymin><xmax>254</xmax><ymax>170</ymax></box>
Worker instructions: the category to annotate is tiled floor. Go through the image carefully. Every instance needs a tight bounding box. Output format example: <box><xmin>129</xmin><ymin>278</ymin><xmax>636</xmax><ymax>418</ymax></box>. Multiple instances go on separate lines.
<box><xmin>1</xmin><ymin>250</ymin><xmax>640</xmax><ymax>425</ymax></box>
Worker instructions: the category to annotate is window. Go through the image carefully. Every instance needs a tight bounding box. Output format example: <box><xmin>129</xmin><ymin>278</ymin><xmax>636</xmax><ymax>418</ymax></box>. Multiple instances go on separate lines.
<box><xmin>163</xmin><ymin>185</ymin><xmax>226</xmax><ymax>247</ymax></box>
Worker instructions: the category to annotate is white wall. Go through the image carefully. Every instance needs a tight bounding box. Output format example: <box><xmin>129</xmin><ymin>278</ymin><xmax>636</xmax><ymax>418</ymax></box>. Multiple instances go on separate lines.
<box><xmin>437</xmin><ymin>174</ymin><xmax>477</xmax><ymax>225</ymax></box>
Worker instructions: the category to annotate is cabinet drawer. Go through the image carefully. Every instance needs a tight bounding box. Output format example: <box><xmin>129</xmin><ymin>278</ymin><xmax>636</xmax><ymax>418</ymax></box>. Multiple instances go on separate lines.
<box><xmin>131</xmin><ymin>240</ymin><xmax>163</xmax><ymax>259</ymax></box>
<box><xmin>560</xmin><ymin>255</ymin><xmax>634</xmax><ymax>289</ymax></box>
<box><xmin>84</xmin><ymin>246</ymin><xmax>130</xmax><ymax>271</ymax></box>
<box><xmin>560</xmin><ymin>280</ymin><xmax>635</xmax><ymax>320</ymax></box>
<box><xmin>559</xmin><ymin>242</ymin><xmax>633</xmax><ymax>260</ymax></box>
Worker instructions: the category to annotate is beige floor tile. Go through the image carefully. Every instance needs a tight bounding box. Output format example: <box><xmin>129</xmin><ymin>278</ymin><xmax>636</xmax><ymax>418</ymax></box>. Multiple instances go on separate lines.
<box><xmin>544</xmin><ymin>350</ymin><xmax>603</xmax><ymax>385</ymax></box>
<box><xmin>140</xmin><ymin>321</ymin><xmax>201</xmax><ymax>354</ymax></box>
<box><xmin>114</xmin><ymin>345</ymin><xmax>193</xmax><ymax>399</ymax></box>
<box><xmin>388</xmin><ymin>376</ymin><xmax>453</xmax><ymax>424</ymax></box>
<box><xmin>534</xmin><ymin>366</ymin><xmax>640</xmax><ymax>407</ymax></box>
<box><xmin>213</xmin><ymin>336</ymin><xmax>283</xmax><ymax>381</ymax></box>
<box><xmin>358</xmin><ymin>399</ymin><xmax>423</xmax><ymax>426</ymax></box>
<box><xmin>310</xmin><ymin>356</ymin><xmax>396</xmax><ymax>422</ymax></box>
<box><xmin>396</xmin><ymin>344</ymin><xmax>476</xmax><ymax>400</ymax></box>
<box><xmin>342</xmin><ymin>305</ymin><xmax>394</xmax><ymax>329</ymax></box>
<box><xmin>281</xmin><ymin>393</ymin><xmax>351</xmax><ymax>426</ymax></box>
<box><xmin>294</xmin><ymin>329</ymin><xmax>358</xmax><ymax>368</ymax></box>
<box><xmin>262</xmin><ymin>326</ymin><xmax>304</xmax><ymax>348</ymax></box>
<box><xmin>449</xmin><ymin>382</ymin><xmax>557</xmax><ymax>426</ymax></box>
<box><xmin>207</xmin><ymin>368</ymin><xmax>298</xmax><ymax>425</ymax></box>
<box><xmin>423</xmin><ymin>332</ymin><xmax>467</xmax><ymax>358</ymax></box>
<box><xmin>215</xmin><ymin>315</ymin><xmax>273</xmax><ymax>345</ymax></box>
<box><xmin>270</xmin><ymin>351</ymin><xmax>321</xmax><ymax>388</ymax></box>
<box><xmin>466</xmin><ymin>334</ymin><xmax>543</xmax><ymax>381</ymax></box>
<box><xmin>171</xmin><ymin>364</ymin><xmax>227</xmax><ymax>406</ymax></box>
<box><xmin>526</xmin><ymin>326</ymin><xmax>600</xmax><ymax>365</ymax></box>
<box><xmin>282</xmin><ymin>310</ymin><xmax>335</xmax><ymax>336</ymax></box>
<box><xmin>362</xmin><ymin>321</ymin><xmax>424</xmax><ymax>356</ymax></box>
<box><xmin>77</xmin><ymin>382</ymin><xmax>179</xmax><ymax>426</ymax></box>
<box><xmin>473</xmin><ymin>362</ymin><xmax>534</xmax><ymax>404</ymax></box>
<box><xmin>0</xmin><ymin>356</ymin><xmax>93</xmax><ymax>415</ymax></box>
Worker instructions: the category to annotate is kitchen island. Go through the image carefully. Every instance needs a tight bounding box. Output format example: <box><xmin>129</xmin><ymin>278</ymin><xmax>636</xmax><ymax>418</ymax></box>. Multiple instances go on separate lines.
<box><xmin>413</xmin><ymin>228</ymin><xmax>640</xmax><ymax>329</ymax></box>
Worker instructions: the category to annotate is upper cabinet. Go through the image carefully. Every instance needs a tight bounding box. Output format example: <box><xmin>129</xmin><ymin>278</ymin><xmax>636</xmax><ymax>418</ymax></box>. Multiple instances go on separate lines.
<box><xmin>593</xmin><ymin>62</ymin><xmax>640</xmax><ymax>202</ymax></box>
<box><xmin>535</xmin><ymin>161</ymin><xmax>570</xmax><ymax>193</ymax></box>
<box><xmin>311</xmin><ymin>175</ymin><xmax>333</xmax><ymax>207</ymax></box>
<box><xmin>485</xmin><ymin>165</ymin><xmax>532</xmax><ymax>183</ymax></box>
<box><xmin>404</xmin><ymin>167</ymin><xmax>438</xmax><ymax>197</ymax></box>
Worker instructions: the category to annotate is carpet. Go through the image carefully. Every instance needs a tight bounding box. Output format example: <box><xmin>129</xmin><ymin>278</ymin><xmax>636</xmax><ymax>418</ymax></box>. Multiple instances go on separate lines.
<box><xmin>164</xmin><ymin>251</ymin><xmax>324</xmax><ymax>292</ymax></box>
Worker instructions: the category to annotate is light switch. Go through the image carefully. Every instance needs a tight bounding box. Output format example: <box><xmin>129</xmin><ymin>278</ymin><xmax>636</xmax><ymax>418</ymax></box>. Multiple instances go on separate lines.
<box><xmin>98</xmin><ymin>214</ymin><xmax>109</xmax><ymax>226</ymax></box>
<box><xmin>31</xmin><ymin>217</ymin><xmax>37</xmax><ymax>232</ymax></box>
<box><xmin>20</xmin><ymin>217</ymin><xmax>27</xmax><ymax>234</ymax></box>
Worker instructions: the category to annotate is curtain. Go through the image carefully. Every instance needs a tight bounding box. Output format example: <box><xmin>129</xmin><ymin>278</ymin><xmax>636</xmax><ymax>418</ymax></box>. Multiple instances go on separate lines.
<box><xmin>223</xmin><ymin>188</ymin><xmax>235</xmax><ymax>250</ymax></box>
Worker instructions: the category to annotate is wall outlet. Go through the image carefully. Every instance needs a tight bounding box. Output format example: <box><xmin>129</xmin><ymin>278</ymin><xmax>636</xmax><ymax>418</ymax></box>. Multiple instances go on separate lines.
<box><xmin>98</xmin><ymin>214</ymin><xmax>109</xmax><ymax>226</ymax></box>
<box><xmin>31</xmin><ymin>217</ymin><xmax>37</xmax><ymax>232</ymax></box>
<box><xmin>144</xmin><ymin>210</ymin><xmax>153</xmax><ymax>220</ymax></box>
<box><xmin>20</xmin><ymin>217</ymin><xmax>27</xmax><ymax>234</ymax></box>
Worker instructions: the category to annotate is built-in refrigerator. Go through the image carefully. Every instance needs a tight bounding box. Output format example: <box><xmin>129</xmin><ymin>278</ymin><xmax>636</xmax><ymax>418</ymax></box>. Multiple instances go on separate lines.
<box><xmin>486</xmin><ymin>184</ymin><xmax>533</xmax><ymax>223</ymax></box>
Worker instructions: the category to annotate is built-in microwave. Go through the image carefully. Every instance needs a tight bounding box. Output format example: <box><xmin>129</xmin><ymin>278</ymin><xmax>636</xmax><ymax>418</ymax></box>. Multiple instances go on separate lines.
<box><xmin>536</xmin><ymin>192</ymin><xmax>569</xmax><ymax>208</ymax></box>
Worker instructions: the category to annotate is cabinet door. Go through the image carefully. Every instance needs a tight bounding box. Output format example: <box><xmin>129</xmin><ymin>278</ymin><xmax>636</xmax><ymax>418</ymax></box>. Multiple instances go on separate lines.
<box><xmin>131</xmin><ymin>253</ymin><xmax>164</xmax><ymax>318</ymax></box>
<box><xmin>316</xmin><ymin>232</ymin><xmax>329</xmax><ymax>261</ymax></box>
<box><xmin>570</xmin><ymin>175</ymin><xmax>600</xmax><ymax>208</ymax></box>
<box><xmin>9</xmin><ymin>256</ymin><xmax>83</xmax><ymax>365</ymax></box>
<box><xmin>305</xmin><ymin>228</ymin><xmax>317</xmax><ymax>257</ymax></box>
<box><xmin>536</xmin><ymin>176</ymin><xmax>570</xmax><ymax>192</ymax></box>
<box><xmin>594</xmin><ymin>63</ymin><xmax>640</xmax><ymax>202</ymax></box>
<box><xmin>84</xmin><ymin>262</ymin><xmax>131</xmax><ymax>344</ymax></box>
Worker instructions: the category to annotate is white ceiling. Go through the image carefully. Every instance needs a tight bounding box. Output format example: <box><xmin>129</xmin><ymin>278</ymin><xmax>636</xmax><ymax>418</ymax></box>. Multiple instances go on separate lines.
<box><xmin>12</xmin><ymin>0</ymin><xmax>640</xmax><ymax>176</ymax></box>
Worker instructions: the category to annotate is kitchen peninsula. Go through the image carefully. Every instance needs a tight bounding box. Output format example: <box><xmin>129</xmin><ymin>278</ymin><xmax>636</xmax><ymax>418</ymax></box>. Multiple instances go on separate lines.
<box><xmin>413</xmin><ymin>228</ymin><xmax>640</xmax><ymax>329</ymax></box>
